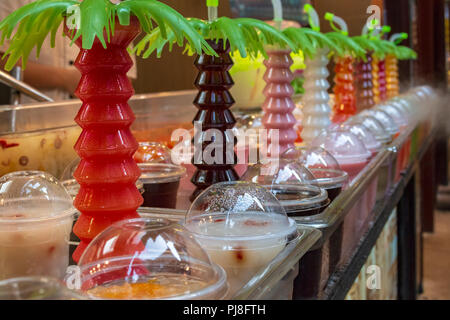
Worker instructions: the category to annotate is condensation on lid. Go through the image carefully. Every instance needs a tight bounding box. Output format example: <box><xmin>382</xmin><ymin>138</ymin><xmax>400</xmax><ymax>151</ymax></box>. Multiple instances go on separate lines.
<box><xmin>0</xmin><ymin>171</ymin><xmax>75</xmax><ymax>221</ymax></box>
<box><xmin>310</xmin><ymin>130</ymin><xmax>372</xmax><ymax>165</ymax></box>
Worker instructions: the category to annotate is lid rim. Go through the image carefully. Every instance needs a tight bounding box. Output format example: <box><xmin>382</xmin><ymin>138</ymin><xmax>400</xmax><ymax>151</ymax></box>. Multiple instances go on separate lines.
<box><xmin>185</xmin><ymin>217</ymin><xmax>298</xmax><ymax>243</ymax></box>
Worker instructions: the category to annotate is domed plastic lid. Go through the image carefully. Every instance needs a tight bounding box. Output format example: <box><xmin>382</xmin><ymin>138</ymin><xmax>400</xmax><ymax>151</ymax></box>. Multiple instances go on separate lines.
<box><xmin>282</xmin><ymin>146</ymin><xmax>340</xmax><ymax>170</ymax></box>
<box><xmin>389</xmin><ymin>100</ymin><xmax>412</xmax><ymax>120</ymax></box>
<box><xmin>266</xmin><ymin>184</ymin><xmax>329</xmax><ymax>216</ymax></box>
<box><xmin>281</xmin><ymin>146</ymin><xmax>348</xmax><ymax>189</ymax></box>
<box><xmin>133</xmin><ymin>142</ymin><xmax>172</xmax><ymax>164</ymax></box>
<box><xmin>78</xmin><ymin>217</ymin><xmax>228</xmax><ymax>300</ymax></box>
<box><xmin>0</xmin><ymin>277</ymin><xmax>86</xmax><ymax>300</ymax></box>
<box><xmin>359</xmin><ymin>109</ymin><xmax>400</xmax><ymax>136</ymax></box>
<box><xmin>375</xmin><ymin>103</ymin><xmax>409</xmax><ymax>129</ymax></box>
<box><xmin>340</xmin><ymin>123</ymin><xmax>382</xmax><ymax>154</ymax></box>
<box><xmin>185</xmin><ymin>182</ymin><xmax>297</xmax><ymax>244</ymax></box>
<box><xmin>0</xmin><ymin>171</ymin><xmax>76</xmax><ymax>221</ymax></box>
<box><xmin>240</xmin><ymin>159</ymin><xmax>315</xmax><ymax>186</ymax></box>
<box><xmin>346</xmin><ymin>115</ymin><xmax>391</xmax><ymax>144</ymax></box>
<box><xmin>409</xmin><ymin>86</ymin><xmax>435</xmax><ymax>102</ymax></box>
<box><xmin>310</xmin><ymin>129</ymin><xmax>371</xmax><ymax>165</ymax></box>
<box><xmin>139</xmin><ymin>163</ymin><xmax>186</xmax><ymax>184</ymax></box>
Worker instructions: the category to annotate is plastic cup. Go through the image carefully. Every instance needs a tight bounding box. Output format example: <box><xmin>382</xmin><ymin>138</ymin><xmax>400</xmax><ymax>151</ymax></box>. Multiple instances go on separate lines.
<box><xmin>139</xmin><ymin>163</ymin><xmax>186</xmax><ymax>209</ymax></box>
<box><xmin>241</xmin><ymin>159</ymin><xmax>315</xmax><ymax>186</ymax></box>
<box><xmin>311</xmin><ymin>129</ymin><xmax>372</xmax><ymax>182</ymax></box>
<box><xmin>359</xmin><ymin>109</ymin><xmax>400</xmax><ymax>139</ymax></box>
<box><xmin>77</xmin><ymin>217</ymin><xmax>228</xmax><ymax>300</ymax></box>
<box><xmin>346</xmin><ymin>115</ymin><xmax>392</xmax><ymax>145</ymax></box>
<box><xmin>375</xmin><ymin>103</ymin><xmax>409</xmax><ymax>132</ymax></box>
<box><xmin>340</xmin><ymin>123</ymin><xmax>382</xmax><ymax>158</ymax></box>
<box><xmin>282</xmin><ymin>146</ymin><xmax>349</xmax><ymax>202</ymax></box>
<box><xmin>185</xmin><ymin>182</ymin><xmax>299</xmax><ymax>297</ymax></box>
<box><xmin>0</xmin><ymin>171</ymin><xmax>76</xmax><ymax>280</ymax></box>
<box><xmin>266</xmin><ymin>184</ymin><xmax>329</xmax><ymax>218</ymax></box>
<box><xmin>0</xmin><ymin>276</ymin><xmax>85</xmax><ymax>300</ymax></box>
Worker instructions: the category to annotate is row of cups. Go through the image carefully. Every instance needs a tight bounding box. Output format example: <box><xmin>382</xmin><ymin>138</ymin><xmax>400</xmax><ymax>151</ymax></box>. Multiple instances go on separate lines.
<box><xmin>0</xmin><ymin>86</ymin><xmax>436</xmax><ymax>299</ymax></box>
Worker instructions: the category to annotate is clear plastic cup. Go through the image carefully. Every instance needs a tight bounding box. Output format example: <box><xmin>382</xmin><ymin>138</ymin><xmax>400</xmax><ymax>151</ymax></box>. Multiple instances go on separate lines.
<box><xmin>339</xmin><ymin>123</ymin><xmax>382</xmax><ymax>157</ymax></box>
<box><xmin>346</xmin><ymin>115</ymin><xmax>392</xmax><ymax>144</ymax></box>
<box><xmin>0</xmin><ymin>276</ymin><xmax>85</xmax><ymax>300</ymax></box>
<box><xmin>240</xmin><ymin>159</ymin><xmax>315</xmax><ymax>186</ymax></box>
<box><xmin>139</xmin><ymin>163</ymin><xmax>186</xmax><ymax>209</ymax></box>
<box><xmin>359</xmin><ymin>109</ymin><xmax>400</xmax><ymax>138</ymax></box>
<box><xmin>311</xmin><ymin>129</ymin><xmax>372</xmax><ymax>181</ymax></box>
<box><xmin>375</xmin><ymin>103</ymin><xmax>409</xmax><ymax>132</ymax></box>
<box><xmin>0</xmin><ymin>171</ymin><xmax>76</xmax><ymax>280</ymax></box>
<box><xmin>185</xmin><ymin>182</ymin><xmax>299</xmax><ymax>297</ymax></box>
<box><xmin>282</xmin><ymin>146</ymin><xmax>348</xmax><ymax>202</ymax></box>
<box><xmin>266</xmin><ymin>184</ymin><xmax>329</xmax><ymax>218</ymax></box>
<box><xmin>77</xmin><ymin>217</ymin><xmax>228</xmax><ymax>300</ymax></box>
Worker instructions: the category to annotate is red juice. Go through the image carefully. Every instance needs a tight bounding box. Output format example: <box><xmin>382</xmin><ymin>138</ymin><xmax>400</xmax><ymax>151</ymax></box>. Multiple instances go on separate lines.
<box><xmin>338</xmin><ymin>161</ymin><xmax>369</xmax><ymax>182</ymax></box>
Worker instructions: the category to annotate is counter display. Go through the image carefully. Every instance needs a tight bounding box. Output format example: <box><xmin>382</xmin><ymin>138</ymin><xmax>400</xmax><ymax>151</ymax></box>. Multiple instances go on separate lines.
<box><xmin>0</xmin><ymin>84</ymin><xmax>440</xmax><ymax>300</ymax></box>
<box><xmin>0</xmin><ymin>0</ymin><xmax>438</xmax><ymax>300</ymax></box>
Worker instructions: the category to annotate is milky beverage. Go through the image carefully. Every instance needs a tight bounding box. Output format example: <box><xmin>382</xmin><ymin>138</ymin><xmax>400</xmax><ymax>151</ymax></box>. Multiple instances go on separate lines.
<box><xmin>0</xmin><ymin>202</ymin><xmax>72</xmax><ymax>280</ymax></box>
<box><xmin>187</xmin><ymin>213</ymin><xmax>293</xmax><ymax>296</ymax></box>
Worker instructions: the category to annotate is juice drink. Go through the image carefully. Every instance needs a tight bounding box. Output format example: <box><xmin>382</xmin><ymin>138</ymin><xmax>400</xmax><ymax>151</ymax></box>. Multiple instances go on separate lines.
<box><xmin>139</xmin><ymin>163</ymin><xmax>186</xmax><ymax>209</ymax></box>
<box><xmin>78</xmin><ymin>218</ymin><xmax>228</xmax><ymax>300</ymax></box>
<box><xmin>311</xmin><ymin>130</ymin><xmax>371</xmax><ymax>182</ymax></box>
<box><xmin>191</xmin><ymin>40</ymin><xmax>239</xmax><ymax>201</ymax></box>
<box><xmin>332</xmin><ymin>56</ymin><xmax>357</xmax><ymax>123</ymax></box>
<box><xmin>301</xmin><ymin>48</ymin><xmax>331</xmax><ymax>144</ymax></box>
<box><xmin>386</xmin><ymin>54</ymin><xmax>399</xmax><ymax>98</ymax></box>
<box><xmin>0</xmin><ymin>171</ymin><xmax>76</xmax><ymax>280</ymax></box>
<box><xmin>282</xmin><ymin>146</ymin><xmax>349</xmax><ymax>203</ymax></box>
<box><xmin>65</xmin><ymin>17</ymin><xmax>143</xmax><ymax>262</ymax></box>
<box><xmin>267</xmin><ymin>184</ymin><xmax>329</xmax><ymax>217</ymax></box>
<box><xmin>378</xmin><ymin>59</ymin><xmax>388</xmax><ymax>102</ymax></box>
<box><xmin>354</xmin><ymin>53</ymin><xmax>375</xmax><ymax>111</ymax></box>
<box><xmin>262</xmin><ymin>49</ymin><xmax>298</xmax><ymax>155</ymax></box>
<box><xmin>185</xmin><ymin>182</ymin><xmax>298</xmax><ymax>297</ymax></box>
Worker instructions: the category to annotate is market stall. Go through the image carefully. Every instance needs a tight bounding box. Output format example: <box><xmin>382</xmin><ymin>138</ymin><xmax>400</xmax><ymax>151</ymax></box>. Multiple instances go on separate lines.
<box><xmin>0</xmin><ymin>0</ymin><xmax>446</xmax><ymax>301</ymax></box>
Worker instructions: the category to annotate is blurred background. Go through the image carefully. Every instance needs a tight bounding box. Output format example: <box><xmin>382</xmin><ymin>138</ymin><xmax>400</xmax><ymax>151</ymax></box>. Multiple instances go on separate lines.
<box><xmin>127</xmin><ymin>0</ymin><xmax>448</xmax><ymax>95</ymax></box>
<box><xmin>0</xmin><ymin>0</ymin><xmax>447</xmax><ymax>98</ymax></box>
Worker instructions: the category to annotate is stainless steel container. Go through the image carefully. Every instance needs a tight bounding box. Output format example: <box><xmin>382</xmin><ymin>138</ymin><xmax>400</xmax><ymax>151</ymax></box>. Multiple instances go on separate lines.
<box><xmin>0</xmin><ymin>91</ymin><xmax>197</xmax><ymax>178</ymax></box>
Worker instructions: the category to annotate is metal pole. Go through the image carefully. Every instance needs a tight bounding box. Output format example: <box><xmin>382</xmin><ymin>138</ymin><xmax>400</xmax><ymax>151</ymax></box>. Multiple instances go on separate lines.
<box><xmin>0</xmin><ymin>69</ymin><xmax>53</xmax><ymax>103</ymax></box>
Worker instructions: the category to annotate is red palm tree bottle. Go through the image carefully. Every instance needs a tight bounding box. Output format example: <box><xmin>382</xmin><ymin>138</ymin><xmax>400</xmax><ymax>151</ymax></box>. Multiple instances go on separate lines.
<box><xmin>65</xmin><ymin>17</ymin><xmax>143</xmax><ymax>262</ymax></box>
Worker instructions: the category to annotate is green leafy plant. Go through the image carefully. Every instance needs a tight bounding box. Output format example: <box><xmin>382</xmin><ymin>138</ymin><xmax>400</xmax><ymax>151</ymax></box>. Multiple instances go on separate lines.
<box><xmin>323</xmin><ymin>12</ymin><xmax>365</xmax><ymax>59</ymax></box>
<box><xmin>0</xmin><ymin>0</ymin><xmax>215</xmax><ymax>70</ymax></box>
<box><xmin>282</xmin><ymin>27</ymin><xmax>343</xmax><ymax>59</ymax></box>
<box><xmin>133</xmin><ymin>16</ymin><xmax>297</xmax><ymax>59</ymax></box>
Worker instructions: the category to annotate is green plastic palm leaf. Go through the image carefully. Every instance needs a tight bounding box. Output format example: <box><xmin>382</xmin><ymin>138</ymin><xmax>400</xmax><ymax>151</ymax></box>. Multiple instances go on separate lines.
<box><xmin>0</xmin><ymin>0</ymin><xmax>76</xmax><ymax>70</ymax></box>
<box><xmin>0</xmin><ymin>0</ymin><xmax>215</xmax><ymax>71</ymax></box>
<box><xmin>326</xmin><ymin>32</ymin><xmax>365</xmax><ymax>58</ymax></box>
<box><xmin>395</xmin><ymin>45</ymin><xmax>417</xmax><ymax>60</ymax></box>
<box><xmin>352</xmin><ymin>35</ymin><xmax>380</xmax><ymax>61</ymax></box>
<box><xmin>281</xmin><ymin>27</ymin><xmax>316</xmax><ymax>59</ymax></box>
<box><xmin>119</xmin><ymin>0</ymin><xmax>214</xmax><ymax>56</ymax></box>
<box><xmin>301</xmin><ymin>28</ymin><xmax>343</xmax><ymax>56</ymax></box>
<box><xmin>134</xmin><ymin>16</ymin><xmax>296</xmax><ymax>60</ymax></box>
